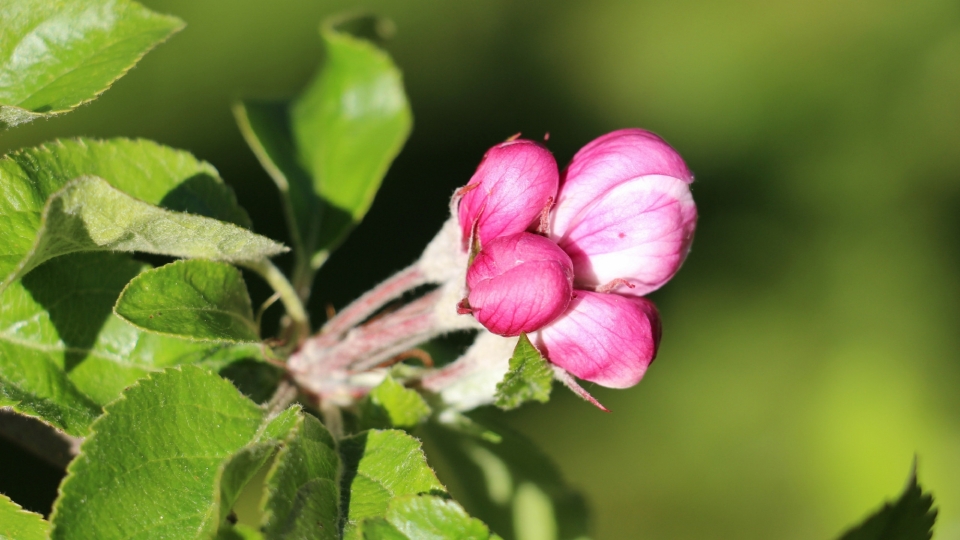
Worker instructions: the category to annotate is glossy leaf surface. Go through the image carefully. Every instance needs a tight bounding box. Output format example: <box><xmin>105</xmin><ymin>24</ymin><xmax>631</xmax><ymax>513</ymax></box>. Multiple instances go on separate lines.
<box><xmin>0</xmin><ymin>0</ymin><xmax>183</xmax><ymax>128</ymax></box>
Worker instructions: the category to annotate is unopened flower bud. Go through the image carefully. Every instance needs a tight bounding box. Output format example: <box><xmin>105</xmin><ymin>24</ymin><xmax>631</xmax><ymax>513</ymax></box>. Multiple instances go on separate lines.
<box><xmin>465</xmin><ymin>232</ymin><xmax>573</xmax><ymax>336</ymax></box>
<box><xmin>458</xmin><ymin>140</ymin><xmax>558</xmax><ymax>250</ymax></box>
<box><xmin>534</xmin><ymin>291</ymin><xmax>661</xmax><ymax>388</ymax></box>
<box><xmin>551</xmin><ymin>129</ymin><xmax>697</xmax><ymax>296</ymax></box>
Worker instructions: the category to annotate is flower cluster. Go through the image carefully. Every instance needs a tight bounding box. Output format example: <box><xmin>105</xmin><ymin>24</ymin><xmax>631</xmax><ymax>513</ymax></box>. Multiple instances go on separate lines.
<box><xmin>455</xmin><ymin>129</ymin><xmax>697</xmax><ymax>388</ymax></box>
<box><xmin>288</xmin><ymin>128</ymin><xmax>696</xmax><ymax>410</ymax></box>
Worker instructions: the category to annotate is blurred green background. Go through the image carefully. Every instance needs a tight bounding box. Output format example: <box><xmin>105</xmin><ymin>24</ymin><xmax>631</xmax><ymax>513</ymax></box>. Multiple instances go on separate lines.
<box><xmin>2</xmin><ymin>0</ymin><xmax>960</xmax><ymax>538</ymax></box>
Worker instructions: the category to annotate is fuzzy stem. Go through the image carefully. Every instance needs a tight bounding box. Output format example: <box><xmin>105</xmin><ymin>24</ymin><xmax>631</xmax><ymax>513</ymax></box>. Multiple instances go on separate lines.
<box><xmin>242</xmin><ymin>259</ymin><xmax>311</xmax><ymax>342</ymax></box>
<box><xmin>320</xmin><ymin>265</ymin><xmax>428</xmax><ymax>338</ymax></box>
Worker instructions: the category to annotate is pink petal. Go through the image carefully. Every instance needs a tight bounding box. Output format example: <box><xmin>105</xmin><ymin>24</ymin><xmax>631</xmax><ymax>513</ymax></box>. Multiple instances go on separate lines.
<box><xmin>554</xmin><ymin>175</ymin><xmax>697</xmax><ymax>296</ymax></box>
<box><xmin>458</xmin><ymin>140</ymin><xmax>559</xmax><ymax>250</ymax></box>
<box><xmin>534</xmin><ymin>291</ymin><xmax>661</xmax><ymax>388</ymax></box>
<box><xmin>467</xmin><ymin>233</ymin><xmax>573</xmax><ymax>336</ymax></box>
<box><xmin>553</xmin><ymin>128</ymin><xmax>693</xmax><ymax>238</ymax></box>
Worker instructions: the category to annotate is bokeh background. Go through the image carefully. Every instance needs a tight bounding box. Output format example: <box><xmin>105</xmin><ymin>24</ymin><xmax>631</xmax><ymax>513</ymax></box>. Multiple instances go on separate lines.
<box><xmin>2</xmin><ymin>0</ymin><xmax>960</xmax><ymax>538</ymax></box>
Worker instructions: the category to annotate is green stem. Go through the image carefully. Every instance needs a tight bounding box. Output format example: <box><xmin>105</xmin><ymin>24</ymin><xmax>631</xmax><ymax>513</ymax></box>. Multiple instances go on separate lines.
<box><xmin>243</xmin><ymin>259</ymin><xmax>311</xmax><ymax>342</ymax></box>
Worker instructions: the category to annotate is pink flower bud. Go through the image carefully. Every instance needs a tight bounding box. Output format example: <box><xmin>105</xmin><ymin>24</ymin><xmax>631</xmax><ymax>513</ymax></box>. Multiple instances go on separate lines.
<box><xmin>534</xmin><ymin>291</ymin><xmax>661</xmax><ymax>388</ymax></box>
<box><xmin>551</xmin><ymin>129</ymin><xmax>697</xmax><ymax>296</ymax></box>
<box><xmin>466</xmin><ymin>233</ymin><xmax>574</xmax><ymax>336</ymax></box>
<box><xmin>458</xmin><ymin>140</ymin><xmax>558</xmax><ymax>250</ymax></box>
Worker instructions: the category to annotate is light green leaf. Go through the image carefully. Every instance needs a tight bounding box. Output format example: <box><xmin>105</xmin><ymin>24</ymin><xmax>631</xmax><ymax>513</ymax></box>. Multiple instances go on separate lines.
<box><xmin>495</xmin><ymin>334</ymin><xmax>554</xmax><ymax>410</ymax></box>
<box><xmin>0</xmin><ymin>493</ymin><xmax>50</xmax><ymax>540</ymax></box>
<box><xmin>837</xmin><ymin>467</ymin><xmax>937</xmax><ymax>540</ymax></box>
<box><xmin>0</xmin><ymin>138</ymin><xmax>255</xmax><ymax>289</ymax></box>
<box><xmin>7</xmin><ymin>175</ymin><xmax>286</xmax><ymax>290</ymax></box>
<box><xmin>360</xmin><ymin>375</ymin><xmax>432</xmax><ymax>430</ymax></box>
<box><xmin>0</xmin><ymin>0</ymin><xmax>183</xmax><ymax>129</ymax></box>
<box><xmin>0</xmin><ymin>253</ymin><xmax>261</xmax><ymax>435</ymax></box>
<box><xmin>361</xmin><ymin>495</ymin><xmax>496</xmax><ymax>540</ymax></box>
<box><xmin>49</xmin><ymin>366</ymin><xmax>295</xmax><ymax>540</ymax></box>
<box><xmin>261</xmin><ymin>412</ymin><xmax>340</xmax><ymax>539</ymax></box>
<box><xmin>424</xmin><ymin>420</ymin><xmax>590</xmax><ymax>540</ymax></box>
<box><xmin>340</xmin><ymin>429</ymin><xmax>446</xmax><ymax>534</ymax></box>
<box><xmin>115</xmin><ymin>259</ymin><xmax>258</xmax><ymax>343</ymax></box>
<box><xmin>236</xmin><ymin>14</ymin><xmax>411</xmax><ymax>272</ymax></box>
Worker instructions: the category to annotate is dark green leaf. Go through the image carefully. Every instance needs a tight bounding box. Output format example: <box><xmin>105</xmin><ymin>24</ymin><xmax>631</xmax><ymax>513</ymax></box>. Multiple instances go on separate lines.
<box><xmin>340</xmin><ymin>429</ymin><xmax>446</xmax><ymax>535</ymax></box>
<box><xmin>837</xmin><ymin>468</ymin><xmax>937</xmax><ymax>540</ymax></box>
<box><xmin>217</xmin><ymin>524</ymin><xmax>265</xmax><ymax>540</ymax></box>
<box><xmin>261</xmin><ymin>412</ymin><xmax>340</xmax><ymax>539</ymax></box>
<box><xmin>0</xmin><ymin>493</ymin><xmax>50</xmax><ymax>540</ymax></box>
<box><xmin>423</xmin><ymin>419</ymin><xmax>590</xmax><ymax>540</ymax></box>
<box><xmin>361</xmin><ymin>495</ymin><xmax>497</xmax><ymax>540</ymax></box>
<box><xmin>233</xmin><ymin>100</ymin><xmax>320</xmax><ymax>270</ymax></box>
<box><xmin>115</xmin><ymin>259</ymin><xmax>259</xmax><ymax>343</ymax></box>
<box><xmin>359</xmin><ymin>375</ymin><xmax>431</xmax><ymax>430</ymax></box>
<box><xmin>0</xmin><ymin>0</ymin><xmax>183</xmax><ymax>129</ymax></box>
<box><xmin>49</xmin><ymin>366</ymin><xmax>296</xmax><ymax>540</ymax></box>
<box><xmin>494</xmin><ymin>334</ymin><xmax>553</xmax><ymax>410</ymax></box>
<box><xmin>0</xmin><ymin>138</ymin><xmax>255</xmax><ymax>290</ymax></box>
<box><xmin>0</xmin><ymin>253</ymin><xmax>260</xmax><ymax>435</ymax></box>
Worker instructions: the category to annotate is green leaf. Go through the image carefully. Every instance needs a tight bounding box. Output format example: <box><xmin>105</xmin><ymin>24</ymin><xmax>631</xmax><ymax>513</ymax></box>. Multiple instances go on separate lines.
<box><xmin>0</xmin><ymin>493</ymin><xmax>50</xmax><ymax>540</ymax></box>
<box><xmin>424</xmin><ymin>419</ymin><xmax>590</xmax><ymax>540</ymax></box>
<box><xmin>0</xmin><ymin>0</ymin><xmax>183</xmax><ymax>129</ymax></box>
<box><xmin>359</xmin><ymin>375</ymin><xmax>432</xmax><ymax>430</ymax></box>
<box><xmin>236</xmin><ymin>14</ymin><xmax>411</xmax><ymax>271</ymax></box>
<box><xmin>361</xmin><ymin>495</ymin><xmax>497</xmax><ymax>540</ymax></box>
<box><xmin>340</xmin><ymin>429</ymin><xmax>446</xmax><ymax>535</ymax></box>
<box><xmin>837</xmin><ymin>468</ymin><xmax>937</xmax><ymax>540</ymax></box>
<box><xmin>7</xmin><ymin>175</ymin><xmax>286</xmax><ymax>290</ymax></box>
<box><xmin>0</xmin><ymin>253</ymin><xmax>261</xmax><ymax>435</ymax></box>
<box><xmin>115</xmin><ymin>259</ymin><xmax>259</xmax><ymax>343</ymax></box>
<box><xmin>49</xmin><ymin>366</ymin><xmax>296</xmax><ymax>540</ymax></box>
<box><xmin>233</xmin><ymin>100</ymin><xmax>320</xmax><ymax>269</ymax></box>
<box><xmin>0</xmin><ymin>138</ymin><xmax>255</xmax><ymax>290</ymax></box>
<box><xmin>494</xmin><ymin>334</ymin><xmax>554</xmax><ymax>410</ymax></box>
<box><xmin>261</xmin><ymin>412</ymin><xmax>340</xmax><ymax>539</ymax></box>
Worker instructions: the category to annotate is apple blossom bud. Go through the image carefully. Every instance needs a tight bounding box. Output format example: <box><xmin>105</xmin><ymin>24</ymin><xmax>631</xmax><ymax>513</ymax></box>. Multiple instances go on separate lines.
<box><xmin>465</xmin><ymin>233</ymin><xmax>573</xmax><ymax>336</ymax></box>
<box><xmin>458</xmin><ymin>140</ymin><xmax>558</xmax><ymax>250</ymax></box>
<box><xmin>551</xmin><ymin>129</ymin><xmax>697</xmax><ymax>296</ymax></box>
<box><xmin>534</xmin><ymin>291</ymin><xmax>661</xmax><ymax>388</ymax></box>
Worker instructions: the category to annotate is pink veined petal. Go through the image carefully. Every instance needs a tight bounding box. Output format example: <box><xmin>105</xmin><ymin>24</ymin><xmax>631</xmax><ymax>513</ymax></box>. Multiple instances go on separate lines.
<box><xmin>553</xmin><ymin>128</ymin><xmax>693</xmax><ymax>237</ymax></box>
<box><xmin>553</xmin><ymin>175</ymin><xmax>696</xmax><ymax>296</ymax></box>
<box><xmin>467</xmin><ymin>233</ymin><xmax>574</xmax><ymax>336</ymax></box>
<box><xmin>534</xmin><ymin>291</ymin><xmax>661</xmax><ymax>389</ymax></box>
<box><xmin>458</xmin><ymin>140</ymin><xmax>559</xmax><ymax>250</ymax></box>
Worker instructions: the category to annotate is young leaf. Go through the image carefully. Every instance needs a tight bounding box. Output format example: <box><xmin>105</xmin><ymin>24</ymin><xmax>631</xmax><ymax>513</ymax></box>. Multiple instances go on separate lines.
<box><xmin>0</xmin><ymin>138</ymin><xmax>255</xmax><ymax>289</ymax></box>
<box><xmin>6</xmin><ymin>175</ymin><xmax>286</xmax><ymax>290</ymax></box>
<box><xmin>49</xmin><ymin>366</ymin><xmax>299</xmax><ymax>540</ymax></box>
<box><xmin>837</xmin><ymin>468</ymin><xmax>937</xmax><ymax>540</ymax></box>
<box><xmin>236</xmin><ymin>14</ymin><xmax>412</xmax><ymax>273</ymax></box>
<box><xmin>424</xmin><ymin>419</ymin><xmax>590</xmax><ymax>540</ymax></box>
<box><xmin>494</xmin><ymin>334</ymin><xmax>554</xmax><ymax>410</ymax></box>
<box><xmin>340</xmin><ymin>429</ymin><xmax>446</xmax><ymax>535</ymax></box>
<box><xmin>0</xmin><ymin>493</ymin><xmax>50</xmax><ymax>540</ymax></box>
<box><xmin>233</xmin><ymin>100</ymin><xmax>320</xmax><ymax>271</ymax></box>
<box><xmin>115</xmin><ymin>259</ymin><xmax>259</xmax><ymax>343</ymax></box>
<box><xmin>0</xmin><ymin>252</ymin><xmax>261</xmax><ymax>436</ymax></box>
<box><xmin>359</xmin><ymin>375</ymin><xmax>432</xmax><ymax>430</ymax></box>
<box><xmin>0</xmin><ymin>0</ymin><xmax>183</xmax><ymax>129</ymax></box>
<box><xmin>360</xmin><ymin>495</ymin><xmax>498</xmax><ymax>540</ymax></box>
<box><xmin>261</xmin><ymin>412</ymin><xmax>340</xmax><ymax>539</ymax></box>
